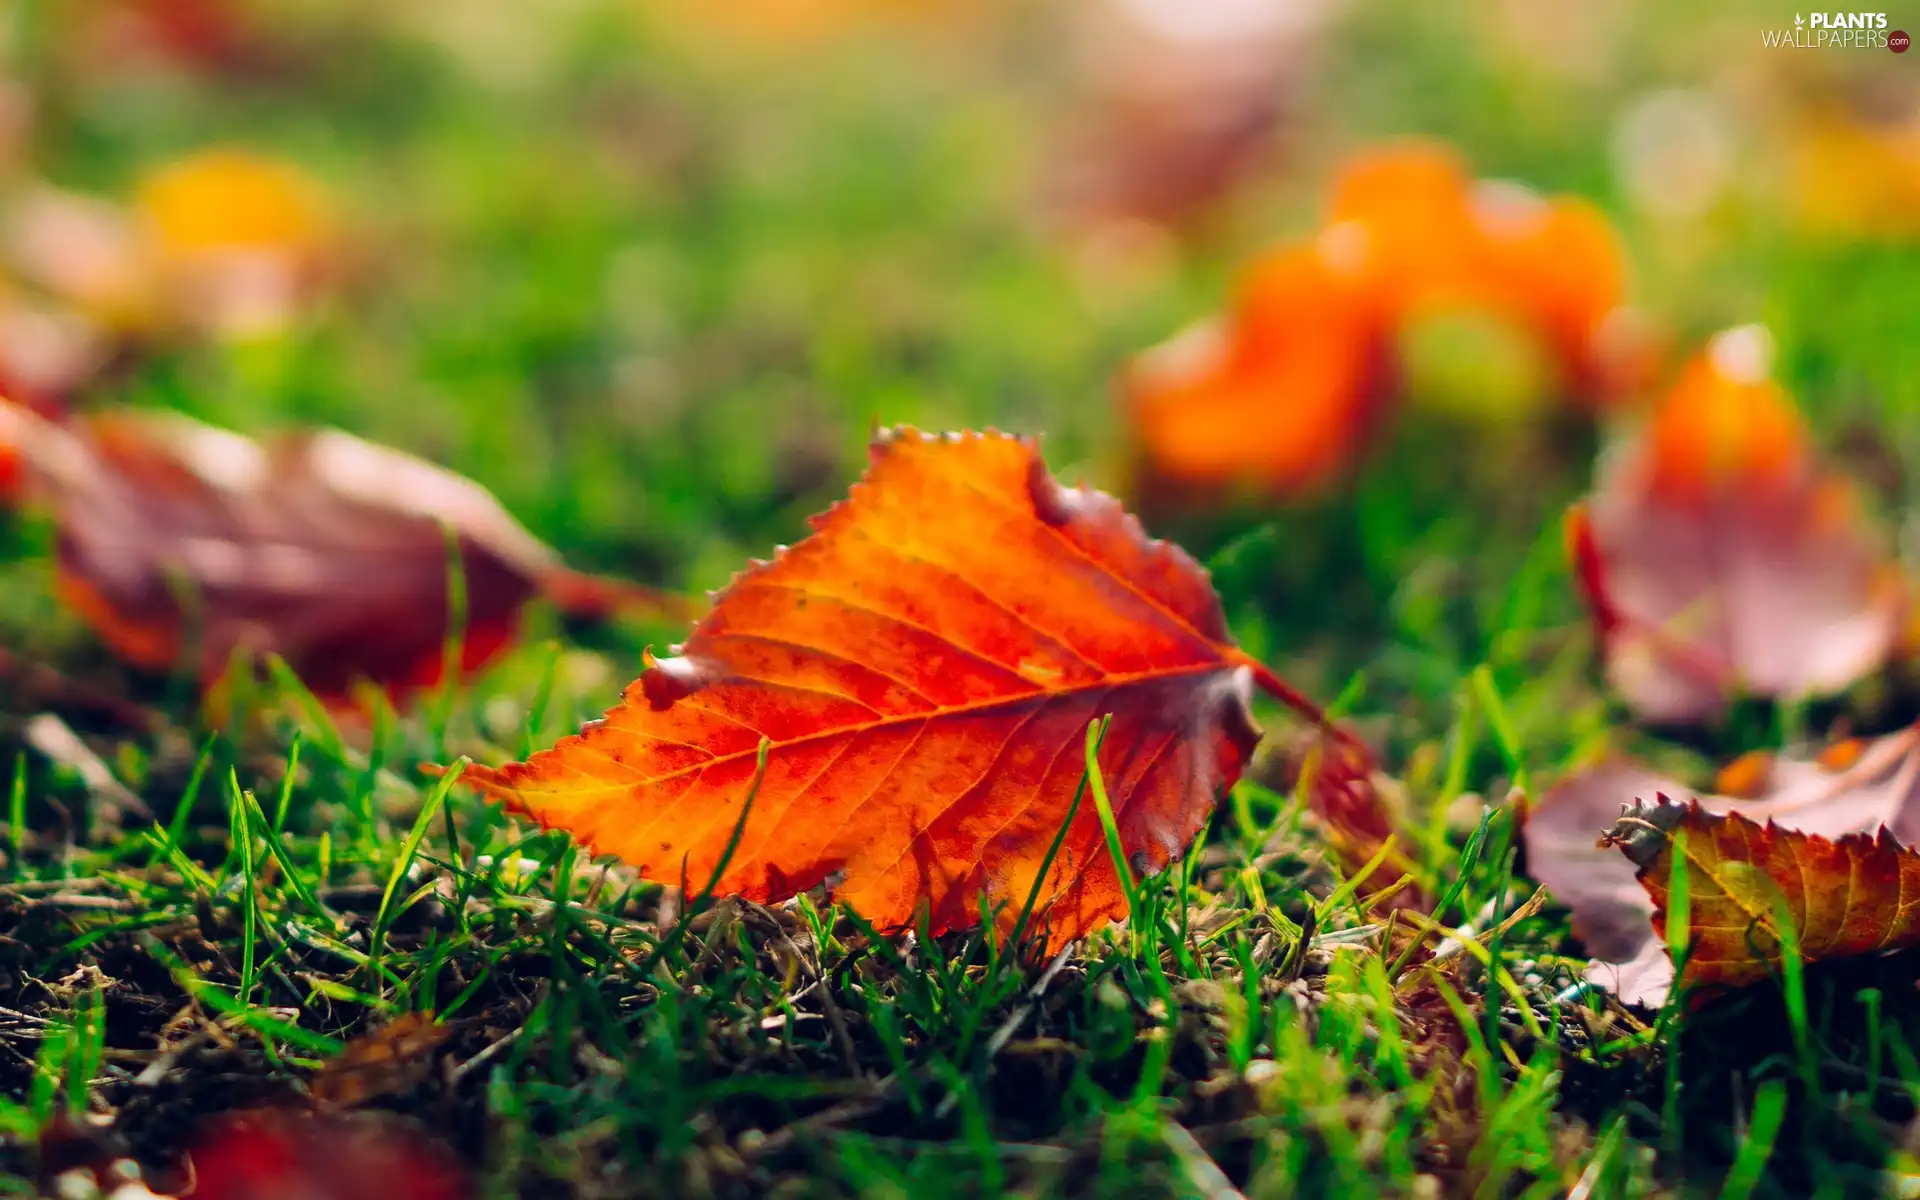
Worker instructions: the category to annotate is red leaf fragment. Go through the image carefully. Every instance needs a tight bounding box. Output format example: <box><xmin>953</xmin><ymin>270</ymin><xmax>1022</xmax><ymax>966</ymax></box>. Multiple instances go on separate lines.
<box><xmin>1285</xmin><ymin>726</ymin><xmax>1428</xmax><ymax>910</ymax></box>
<box><xmin>183</xmin><ymin>1109</ymin><xmax>469</xmax><ymax>1200</ymax></box>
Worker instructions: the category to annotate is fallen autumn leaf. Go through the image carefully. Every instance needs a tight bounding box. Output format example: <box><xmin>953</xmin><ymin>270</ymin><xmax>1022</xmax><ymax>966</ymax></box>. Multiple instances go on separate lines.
<box><xmin>1525</xmin><ymin>723</ymin><xmax>1920</xmax><ymax>1006</ymax></box>
<box><xmin>1125</xmin><ymin>140</ymin><xmax>1641</xmax><ymax>499</ymax></box>
<box><xmin>1601</xmin><ymin>795</ymin><xmax>1920</xmax><ymax>1004</ymax></box>
<box><xmin>0</xmin><ymin>400</ymin><xmax>686</xmax><ymax>705</ymax></box>
<box><xmin>1567</xmin><ymin>325</ymin><xmax>1905</xmax><ymax>725</ymax></box>
<box><xmin>458</xmin><ymin>428</ymin><xmax>1330</xmax><ymax>948</ymax></box>
<box><xmin>182</xmin><ymin>1108</ymin><xmax>470</xmax><ymax>1200</ymax></box>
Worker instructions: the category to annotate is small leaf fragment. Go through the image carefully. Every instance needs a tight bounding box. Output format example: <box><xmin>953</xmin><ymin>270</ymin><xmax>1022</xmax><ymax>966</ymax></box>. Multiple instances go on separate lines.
<box><xmin>308</xmin><ymin>1012</ymin><xmax>451</xmax><ymax>1110</ymax></box>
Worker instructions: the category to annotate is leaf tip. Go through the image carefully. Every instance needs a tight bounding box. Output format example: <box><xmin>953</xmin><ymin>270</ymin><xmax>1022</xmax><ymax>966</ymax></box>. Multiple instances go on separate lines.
<box><xmin>639</xmin><ymin>649</ymin><xmax>705</xmax><ymax>708</ymax></box>
<box><xmin>1598</xmin><ymin>794</ymin><xmax>1690</xmax><ymax>868</ymax></box>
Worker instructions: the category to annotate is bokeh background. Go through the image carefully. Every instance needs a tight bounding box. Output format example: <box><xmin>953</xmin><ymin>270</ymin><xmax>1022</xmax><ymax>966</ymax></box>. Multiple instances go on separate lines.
<box><xmin>2</xmin><ymin>0</ymin><xmax>1918</xmax><ymax>714</ymax></box>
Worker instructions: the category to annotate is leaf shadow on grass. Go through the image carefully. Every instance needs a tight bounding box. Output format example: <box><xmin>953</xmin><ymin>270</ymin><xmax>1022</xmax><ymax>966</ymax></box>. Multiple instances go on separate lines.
<box><xmin>1561</xmin><ymin>946</ymin><xmax>1920</xmax><ymax>1200</ymax></box>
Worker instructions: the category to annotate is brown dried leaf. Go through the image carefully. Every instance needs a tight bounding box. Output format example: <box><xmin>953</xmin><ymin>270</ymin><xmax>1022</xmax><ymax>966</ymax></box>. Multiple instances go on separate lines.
<box><xmin>0</xmin><ymin>401</ymin><xmax>688</xmax><ymax>704</ymax></box>
<box><xmin>1125</xmin><ymin>141</ymin><xmax>1639</xmax><ymax>499</ymax></box>
<box><xmin>308</xmin><ymin>1012</ymin><xmax>451</xmax><ymax>1110</ymax></box>
<box><xmin>1040</xmin><ymin>0</ymin><xmax>1324</xmax><ymax>230</ymax></box>
<box><xmin>1602</xmin><ymin>798</ymin><xmax>1920</xmax><ymax>1003</ymax></box>
<box><xmin>183</xmin><ymin>1109</ymin><xmax>470</xmax><ymax>1200</ymax></box>
<box><xmin>1278</xmin><ymin>725</ymin><xmax>1428</xmax><ymax>911</ymax></box>
<box><xmin>1522</xmin><ymin>722</ymin><xmax>1920</xmax><ymax>1006</ymax></box>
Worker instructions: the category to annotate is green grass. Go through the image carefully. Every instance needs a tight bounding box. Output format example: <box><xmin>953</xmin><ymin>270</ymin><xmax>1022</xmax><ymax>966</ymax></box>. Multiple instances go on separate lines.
<box><xmin>3</xmin><ymin>0</ymin><xmax>1920</xmax><ymax>1196</ymax></box>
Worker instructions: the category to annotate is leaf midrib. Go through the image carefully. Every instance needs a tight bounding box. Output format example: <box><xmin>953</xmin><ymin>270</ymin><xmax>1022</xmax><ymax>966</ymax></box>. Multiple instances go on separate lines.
<box><xmin>498</xmin><ymin>654</ymin><xmax>1253</xmax><ymax>800</ymax></box>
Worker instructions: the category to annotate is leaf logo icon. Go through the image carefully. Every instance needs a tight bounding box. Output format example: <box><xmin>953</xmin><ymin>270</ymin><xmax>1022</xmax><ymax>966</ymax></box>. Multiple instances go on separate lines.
<box><xmin>1795</xmin><ymin>12</ymin><xmax>1805</xmax><ymax>25</ymax></box>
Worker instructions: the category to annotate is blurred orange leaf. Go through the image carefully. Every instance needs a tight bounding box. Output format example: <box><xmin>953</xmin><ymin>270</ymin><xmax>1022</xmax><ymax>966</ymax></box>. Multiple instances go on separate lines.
<box><xmin>1567</xmin><ymin>326</ymin><xmax>1904</xmax><ymax>724</ymax></box>
<box><xmin>1602</xmin><ymin>796</ymin><xmax>1920</xmax><ymax>1004</ymax></box>
<box><xmin>1126</xmin><ymin>140</ymin><xmax>1639</xmax><ymax>497</ymax></box>
<box><xmin>0</xmin><ymin>400</ymin><xmax>684</xmax><ymax>705</ymax></box>
<box><xmin>1329</xmin><ymin>146</ymin><xmax>1632</xmax><ymax>392</ymax></box>
<box><xmin>461</xmin><ymin>429</ymin><xmax>1324</xmax><ymax>948</ymax></box>
<box><xmin>138</xmin><ymin>149</ymin><xmax>329</xmax><ymax>257</ymax></box>
<box><xmin>1324</xmin><ymin>143</ymin><xmax>1479</xmax><ymax>300</ymax></box>
<box><xmin>1126</xmin><ymin>237</ymin><xmax>1392</xmax><ymax>493</ymax></box>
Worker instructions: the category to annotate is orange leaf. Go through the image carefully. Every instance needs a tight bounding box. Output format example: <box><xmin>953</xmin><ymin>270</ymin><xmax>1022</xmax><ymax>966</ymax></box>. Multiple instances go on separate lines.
<box><xmin>461</xmin><ymin>429</ymin><xmax>1318</xmax><ymax>948</ymax></box>
<box><xmin>1643</xmin><ymin>338</ymin><xmax>1808</xmax><ymax>505</ymax></box>
<box><xmin>1325</xmin><ymin>142</ymin><xmax>1481</xmax><ymax>312</ymax></box>
<box><xmin>1569</xmin><ymin>326</ymin><xmax>1904</xmax><ymax>724</ymax></box>
<box><xmin>1125</xmin><ymin>238</ymin><xmax>1393</xmax><ymax>493</ymax></box>
<box><xmin>1602</xmin><ymin>798</ymin><xmax>1920</xmax><ymax>1002</ymax></box>
<box><xmin>138</xmin><ymin>149</ymin><xmax>331</xmax><ymax>258</ymax></box>
<box><xmin>1468</xmin><ymin>191</ymin><xmax>1629</xmax><ymax>396</ymax></box>
<box><xmin>0</xmin><ymin>400</ymin><xmax>686</xmax><ymax>705</ymax></box>
<box><xmin>1328</xmin><ymin>143</ymin><xmax>1629</xmax><ymax>394</ymax></box>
